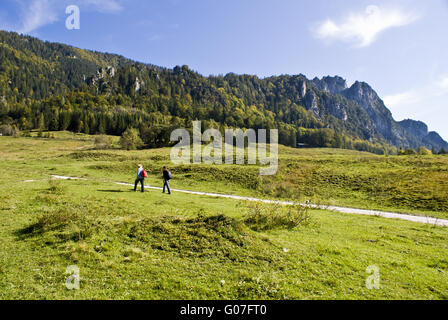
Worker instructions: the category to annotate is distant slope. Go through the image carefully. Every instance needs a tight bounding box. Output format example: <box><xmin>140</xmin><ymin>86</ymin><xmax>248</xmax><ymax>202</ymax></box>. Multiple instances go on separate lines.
<box><xmin>0</xmin><ymin>30</ymin><xmax>139</xmax><ymax>101</ymax></box>
<box><xmin>0</xmin><ymin>30</ymin><xmax>446</xmax><ymax>152</ymax></box>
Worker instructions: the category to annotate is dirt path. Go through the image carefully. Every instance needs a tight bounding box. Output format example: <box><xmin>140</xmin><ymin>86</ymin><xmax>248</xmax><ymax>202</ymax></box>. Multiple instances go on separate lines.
<box><xmin>39</xmin><ymin>175</ymin><xmax>448</xmax><ymax>227</ymax></box>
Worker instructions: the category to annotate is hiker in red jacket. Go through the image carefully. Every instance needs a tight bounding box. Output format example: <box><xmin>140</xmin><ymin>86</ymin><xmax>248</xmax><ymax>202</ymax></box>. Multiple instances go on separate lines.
<box><xmin>134</xmin><ymin>164</ymin><xmax>147</xmax><ymax>192</ymax></box>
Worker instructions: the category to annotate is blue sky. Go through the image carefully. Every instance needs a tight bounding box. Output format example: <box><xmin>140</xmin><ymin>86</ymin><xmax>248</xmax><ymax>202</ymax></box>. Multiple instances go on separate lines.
<box><xmin>1</xmin><ymin>0</ymin><xmax>447</xmax><ymax>139</ymax></box>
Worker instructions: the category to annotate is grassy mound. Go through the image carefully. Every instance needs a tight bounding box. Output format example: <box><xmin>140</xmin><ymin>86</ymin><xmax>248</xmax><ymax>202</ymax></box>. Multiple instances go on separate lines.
<box><xmin>126</xmin><ymin>214</ymin><xmax>283</xmax><ymax>263</ymax></box>
<box><xmin>244</xmin><ymin>203</ymin><xmax>312</xmax><ymax>231</ymax></box>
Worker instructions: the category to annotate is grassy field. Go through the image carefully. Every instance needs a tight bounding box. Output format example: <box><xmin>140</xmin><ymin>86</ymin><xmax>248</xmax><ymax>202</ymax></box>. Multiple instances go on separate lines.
<box><xmin>0</xmin><ymin>132</ymin><xmax>447</xmax><ymax>299</ymax></box>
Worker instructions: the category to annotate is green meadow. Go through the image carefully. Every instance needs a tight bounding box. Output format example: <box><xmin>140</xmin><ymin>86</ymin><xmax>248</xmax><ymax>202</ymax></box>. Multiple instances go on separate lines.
<box><xmin>0</xmin><ymin>132</ymin><xmax>447</xmax><ymax>299</ymax></box>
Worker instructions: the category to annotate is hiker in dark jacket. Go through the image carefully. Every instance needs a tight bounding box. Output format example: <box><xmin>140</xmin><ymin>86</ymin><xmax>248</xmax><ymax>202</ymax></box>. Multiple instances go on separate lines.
<box><xmin>162</xmin><ymin>166</ymin><xmax>172</xmax><ymax>194</ymax></box>
<box><xmin>134</xmin><ymin>164</ymin><xmax>145</xmax><ymax>192</ymax></box>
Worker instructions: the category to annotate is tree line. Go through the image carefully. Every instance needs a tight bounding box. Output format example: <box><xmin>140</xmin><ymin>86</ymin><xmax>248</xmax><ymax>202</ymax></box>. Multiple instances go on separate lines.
<box><xmin>0</xmin><ymin>30</ymin><xmax>439</xmax><ymax>154</ymax></box>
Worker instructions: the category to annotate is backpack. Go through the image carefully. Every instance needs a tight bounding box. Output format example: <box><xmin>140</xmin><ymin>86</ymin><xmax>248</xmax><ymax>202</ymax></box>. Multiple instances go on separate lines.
<box><xmin>168</xmin><ymin>171</ymin><xmax>173</xmax><ymax>180</ymax></box>
<box><xmin>141</xmin><ymin>170</ymin><xmax>148</xmax><ymax>178</ymax></box>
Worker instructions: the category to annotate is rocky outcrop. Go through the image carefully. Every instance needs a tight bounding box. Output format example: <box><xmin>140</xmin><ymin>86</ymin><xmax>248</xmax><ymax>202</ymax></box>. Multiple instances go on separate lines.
<box><xmin>398</xmin><ymin>119</ymin><xmax>428</xmax><ymax>138</ymax></box>
<box><xmin>423</xmin><ymin>132</ymin><xmax>448</xmax><ymax>151</ymax></box>
<box><xmin>308</xmin><ymin>76</ymin><xmax>448</xmax><ymax>151</ymax></box>
<box><xmin>87</xmin><ymin>66</ymin><xmax>115</xmax><ymax>86</ymax></box>
<box><xmin>341</xmin><ymin>81</ymin><xmax>393</xmax><ymax>140</ymax></box>
<box><xmin>312</xmin><ymin>76</ymin><xmax>347</xmax><ymax>95</ymax></box>
<box><xmin>135</xmin><ymin>77</ymin><xmax>142</xmax><ymax>92</ymax></box>
<box><xmin>305</xmin><ymin>90</ymin><xmax>321</xmax><ymax>119</ymax></box>
<box><xmin>321</xmin><ymin>95</ymin><xmax>348</xmax><ymax>121</ymax></box>
<box><xmin>300</xmin><ymin>80</ymin><xmax>307</xmax><ymax>98</ymax></box>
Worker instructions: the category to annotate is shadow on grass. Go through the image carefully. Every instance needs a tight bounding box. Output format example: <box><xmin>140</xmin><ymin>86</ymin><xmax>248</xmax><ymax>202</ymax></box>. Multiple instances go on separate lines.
<box><xmin>15</xmin><ymin>210</ymin><xmax>80</xmax><ymax>241</ymax></box>
<box><xmin>15</xmin><ymin>223</ymin><xmax>46</xmax><ymax>240</ymax></box>
<box><xmin>97</xmin><ymin>189</ymin><xmax>126</xmax><ymax>193</ymax></box>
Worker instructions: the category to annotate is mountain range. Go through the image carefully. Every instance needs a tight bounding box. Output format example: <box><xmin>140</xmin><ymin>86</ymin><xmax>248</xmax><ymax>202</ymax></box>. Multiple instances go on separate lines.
<box><xmin>311</xmin><ymin>76</ymin><xmax>448</xmax><ymax>151</ymax></box>
<box><xmin>0</xmin><ymin>30</ymin><xmax>447</xmax><ymax>153</ymax></box>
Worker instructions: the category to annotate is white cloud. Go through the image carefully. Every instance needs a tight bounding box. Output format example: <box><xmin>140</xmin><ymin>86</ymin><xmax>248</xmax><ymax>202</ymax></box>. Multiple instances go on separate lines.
<box><xmin>438</xmin><ymin>76</ymin><xmax>448</xmax><ymax>90</ymax></box>
<box><xmin>384</xmin><ymin>75</ymin><xmax>448</xmax><ymax>109</ymax></box>
<box><xmin>383</xmin><ymin>75</ymin><xmax>448</xmax><ymax>140</ymax></box>
<box><xmin>313</xmin><ymin>5</ymin><xmax>419</xmax><ymax>47</ymax></box>
<box><xmin>19</xmin><ymin>0</ymin><xmax>58</xmax><ymax>34</ymax></box>
<box><xmin>15</xmin><ymin>0</ymin><xmax>123</xmax><ymax>34</ymax></box>
<box><xmin>383</xmin><ymin>91</ymin><xmax>418</xmax><ymax>107</ymax></box>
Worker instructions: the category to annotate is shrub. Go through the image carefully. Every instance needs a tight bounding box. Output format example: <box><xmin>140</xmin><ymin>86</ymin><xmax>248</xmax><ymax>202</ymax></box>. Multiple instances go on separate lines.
<box><xmin>94</xmin><ymin>135</ymin><xmax>112</xmax><ymax>150</ymax></box>
<box><xmin>418</xmin><ymin>147</ymin><xmax>432</xmax><ymax>155</ymax></box>
<box><xmin>399</xmin><ymin>148</ymin><xmax>417</xmax><ymax>155</ymax></box>
<box><xmin>120</xmin><ymin>128</ymin><xmax>144</xmax><ymax>150</ymax></box>
<box><xmin>244</xmin><ymin>202</ymin><xmax>311</xmax><ymax>231</ymax></box>
<box><xmin>48</xmin><ymin>179</ymin><xmax>66</xmax><ymax>195</ymax></box>
<box><xmin>0</xmin><ymin>124</ymin><xmax>18</xmax><ymax>136</ymax></box>
<box><xmin>36</xmin><ymin>210</ymin><xmax>79</xmax><ymax>231</ymax></box>
<box><xmin>28</xmin><ymin>208</ymin><xmax>96</xmax><ymax>242</ymax></box>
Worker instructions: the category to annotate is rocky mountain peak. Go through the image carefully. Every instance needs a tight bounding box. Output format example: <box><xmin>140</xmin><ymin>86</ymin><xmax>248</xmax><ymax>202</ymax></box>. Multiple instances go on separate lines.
<box><xmin>398</xmin><ymin>119</ymin><xmax>428</xmax><ymax>138</ymax></box>
<box><xmin>312</xmin><ymin>76</ymin><xmax>347</xmax><ymax>95</ymax></box>
<box><xmin>342</xmin><ymin>81</ymin><xmax>391</xmax><ymax>120</ymax></box>
<box><xmin>344</xmin><ymin>81</ymin><xmax>379</xmax><ymax>102</ymax></box>
<box><xmin>424</xmin><ymin>132</ymin><xmax>448</xmax><ymax>151</ymax></box>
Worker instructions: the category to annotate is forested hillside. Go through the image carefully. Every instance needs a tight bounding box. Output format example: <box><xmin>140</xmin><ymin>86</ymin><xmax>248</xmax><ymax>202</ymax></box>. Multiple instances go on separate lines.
<box><xmin>1</xmin><ymin>30</ymin><xmax>446</xmax><ymax>154</ymax></box>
